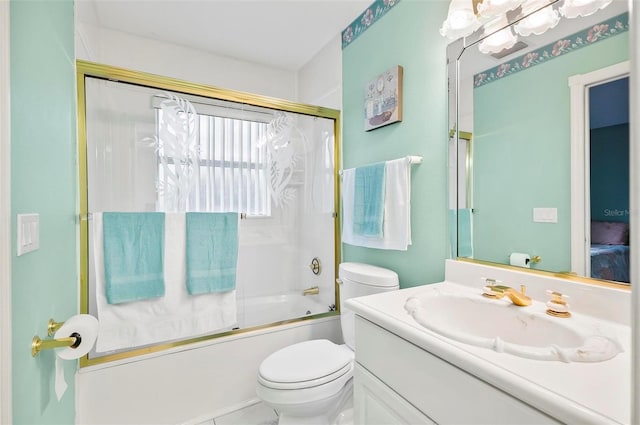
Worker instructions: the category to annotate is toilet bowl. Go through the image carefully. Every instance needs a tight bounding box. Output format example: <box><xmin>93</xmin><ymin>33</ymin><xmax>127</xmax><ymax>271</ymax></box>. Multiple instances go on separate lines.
<box><xmin>256</xmin><ymin>263</ymin><xmax>399</xmax><ymax>424</ymax></box>
<box><xmin>256</xmin><ymin>339</ymin><xmax>354</xmax><ymax>424</ymax></box>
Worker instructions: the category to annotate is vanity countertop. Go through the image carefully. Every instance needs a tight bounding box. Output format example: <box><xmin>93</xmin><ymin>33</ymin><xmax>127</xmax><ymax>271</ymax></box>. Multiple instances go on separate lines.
<box><xmin>346</xmin><ymin>280</ymin><xmax>631</xmax><ymax>425</ymax></box>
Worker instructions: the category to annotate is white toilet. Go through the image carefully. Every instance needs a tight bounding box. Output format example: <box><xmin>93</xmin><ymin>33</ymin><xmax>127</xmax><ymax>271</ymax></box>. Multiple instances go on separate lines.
<box><xmin>256</xmin><ymin>262</ymin><xmax>399</xmax><ymax>425</ymax></box>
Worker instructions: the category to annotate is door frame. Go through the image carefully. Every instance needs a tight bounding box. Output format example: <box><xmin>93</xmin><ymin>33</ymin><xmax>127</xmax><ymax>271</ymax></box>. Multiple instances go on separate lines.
<box><xmin>0</xmin><ymin>1</ymin><xmax>11</xmax><ymax>423</ymax></box>
<box><xmin>569</xmin><ymin>60</ymin><xmax>630</xmax><ymax>277</ymax></box>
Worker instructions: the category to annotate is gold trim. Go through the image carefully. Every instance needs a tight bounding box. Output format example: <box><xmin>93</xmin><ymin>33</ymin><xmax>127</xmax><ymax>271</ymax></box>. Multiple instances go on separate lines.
<box><xmin>457</xmin><ymin>257</ymin><xmax>631</xmax><ymax>290</ymax></box>
<box><xmin>334</xmin><ymin>113</ymin><xmax>342</xmax><ymax>314</ymax></box>
<box><xmin>449</xmin><ymin>128</ymin><xmax>473</xmax><ymax>141</ymax></box>
<box><xmin>76</xmin><ymin>61</ymin><xmax>343</xmax><ymax>367</ymax></box>
<box><xmin>546</xmin><ymin>310</ymin><xmax>571</xmax><ymax>318</ymax></box>
<box><xmin>77</xmin><ymin>67</ymin><xmax>90</xmax><ymax>320</ymax></box>
<box><xmin>76</xmin><ymin>60</ymin><xmax>340</xmax><ymax>120</ymax></box>
<box><xmin>472</xmin><ymin>0</ymin><xmax>483</xmax><ymax>15</ymax></box>
<box><xmin>82</xmin><ymin>312</ymin><xmax>338</xmax><ymax>367</ymax></box>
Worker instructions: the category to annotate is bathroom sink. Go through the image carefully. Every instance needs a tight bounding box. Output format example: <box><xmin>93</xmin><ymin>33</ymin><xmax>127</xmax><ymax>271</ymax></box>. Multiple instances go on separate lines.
<box><xmin>404</xmin><ymin>289</ymin><xmax>623</xmax><ymax>363</ymax></box>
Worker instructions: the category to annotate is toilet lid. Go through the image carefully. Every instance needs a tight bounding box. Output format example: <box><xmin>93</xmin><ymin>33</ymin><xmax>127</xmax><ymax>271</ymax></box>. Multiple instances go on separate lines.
<box><xmin>259</xmin><ymin>340</ymin><xmax>354</xmax><ymax>389</ymax></box>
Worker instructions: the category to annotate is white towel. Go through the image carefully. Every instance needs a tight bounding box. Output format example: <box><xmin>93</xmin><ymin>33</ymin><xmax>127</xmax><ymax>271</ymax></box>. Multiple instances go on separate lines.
<box><xmin>342</xmin><ymin>158</ymin><xmax>412</xmax><ymax>250</ymax></box>
<box><xmin>93</xmin><ymin>212</ymin><xmax>238</xmax><ymax>353</ymax></box>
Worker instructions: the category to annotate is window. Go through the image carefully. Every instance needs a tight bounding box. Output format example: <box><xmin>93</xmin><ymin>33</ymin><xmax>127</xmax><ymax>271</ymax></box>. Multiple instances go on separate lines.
<box><xmin>156</xmin><ymin>99</ymin><xmax>271</xmax><ymax>215</ymax></box>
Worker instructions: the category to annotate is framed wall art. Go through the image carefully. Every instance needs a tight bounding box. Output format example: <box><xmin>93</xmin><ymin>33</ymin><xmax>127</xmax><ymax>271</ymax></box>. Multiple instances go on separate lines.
<box><xmin>364</xmin><ymin>65</ymin><xmax>403</xmax><ymax>131</ymax></box>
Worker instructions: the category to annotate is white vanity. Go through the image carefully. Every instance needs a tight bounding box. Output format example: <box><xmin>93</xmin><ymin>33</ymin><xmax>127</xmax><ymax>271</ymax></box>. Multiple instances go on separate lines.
<box><xmin>346</xmin><ymin>260</ymin><xmax>631</xmax><ymax>424</ymax></box>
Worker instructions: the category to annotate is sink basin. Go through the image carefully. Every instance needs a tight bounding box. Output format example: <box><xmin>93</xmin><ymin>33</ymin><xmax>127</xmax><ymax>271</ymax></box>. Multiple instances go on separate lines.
<box><xmin>404</xmin><ymin>289</ymin><xmax>623</xmax><ymax>363</ymax></box>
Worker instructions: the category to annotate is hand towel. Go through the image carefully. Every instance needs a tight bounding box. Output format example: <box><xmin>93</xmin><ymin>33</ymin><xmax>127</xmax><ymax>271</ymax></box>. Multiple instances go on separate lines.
<box><xmin>353</xmin><ymin>162</ymin><xmax>386</xmax><ymax>237</ymax></box>
<box><xmin>93</xmin><ymin>212</ymin><xmax>238</xmax><ymax>353</ymax></box>
<box><xmin>102</xmin><ymin>212</ymin><xmax>165</xmax><ymax>304</ymax></box>
<box><xmin>342</xmin><ymin>158</ymin><xmax>412</xmax><ymax>250</ymax></box>
<box><xmin>186</xmin><ymin>212</ymin><xmax>239</xmax><ymax>295</ymax></box>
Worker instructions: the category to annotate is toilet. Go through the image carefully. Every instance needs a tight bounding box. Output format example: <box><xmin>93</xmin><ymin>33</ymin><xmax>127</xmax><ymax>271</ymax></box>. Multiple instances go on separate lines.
<box><xmin>256</xmin><ymin>262</ymin><xmax>399</xmax><ymax>425</ymax></box>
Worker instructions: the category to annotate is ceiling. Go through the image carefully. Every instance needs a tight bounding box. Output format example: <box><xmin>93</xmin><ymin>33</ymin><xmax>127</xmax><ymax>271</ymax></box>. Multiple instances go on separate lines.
<box><xmin>75</xmin><ymin>0</ymin><xmax>372</xmax><ymax>71</ymax></box>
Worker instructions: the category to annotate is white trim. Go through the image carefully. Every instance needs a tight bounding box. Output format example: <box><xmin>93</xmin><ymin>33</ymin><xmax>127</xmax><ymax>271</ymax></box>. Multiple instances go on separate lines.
<box><xmin>568</xmin><ymin>60</ymin><xmax>630</xmax><ymax>277</ymax></box>
<box><xmin>629</xmin><ymin>1</ymin><xmax>640</xmax><ymax>423</ymax></box>
<box><xmin>0</xmin><ymin>1</ymin><xmax>11</xmax><ymax>424</ymax></box>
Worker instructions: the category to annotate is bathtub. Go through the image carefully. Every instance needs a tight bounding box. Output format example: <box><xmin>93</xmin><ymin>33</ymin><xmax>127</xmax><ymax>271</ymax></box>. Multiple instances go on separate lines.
<box><xmin>77</xmin><ymin>297</ymin><xmax>342</xmax><ymax>425</ymax></box>
<box><xmin>237</xmin><ymin>293</ymin><xmax>333</xmax><ymax>329</ymax></box>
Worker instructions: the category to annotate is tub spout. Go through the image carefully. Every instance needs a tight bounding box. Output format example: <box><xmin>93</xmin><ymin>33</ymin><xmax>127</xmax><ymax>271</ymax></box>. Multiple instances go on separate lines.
<box><xmin>303</xmin><ymin>286</ymin><xmax>319</xmax><ymax>296</ymax></box>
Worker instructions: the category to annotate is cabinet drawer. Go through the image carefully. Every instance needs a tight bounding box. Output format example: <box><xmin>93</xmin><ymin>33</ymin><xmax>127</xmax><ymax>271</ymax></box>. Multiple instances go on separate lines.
<box><xmin>355</xmin><ymin>316</ymin><xmax>560</xmax><ymax>425</ymax></box>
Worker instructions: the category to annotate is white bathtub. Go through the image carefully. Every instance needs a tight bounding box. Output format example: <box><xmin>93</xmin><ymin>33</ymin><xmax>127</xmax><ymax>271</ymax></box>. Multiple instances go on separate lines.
<box><xmin>237</xmin><ymin>293</ymin><xmax>333</xmax><ymax>329</ymax></box>
<box><xmin>77</xmin><ymin>300</ymin><xmax>341</xmax><ymax>425</ymax></box>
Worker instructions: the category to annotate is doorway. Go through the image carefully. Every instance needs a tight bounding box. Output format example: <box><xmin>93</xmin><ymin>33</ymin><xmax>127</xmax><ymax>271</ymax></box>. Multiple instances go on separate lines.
<box><xmin>570</xmin><ymin>61</ymin><xmax>630</xmax><ymax>283</ymax></box>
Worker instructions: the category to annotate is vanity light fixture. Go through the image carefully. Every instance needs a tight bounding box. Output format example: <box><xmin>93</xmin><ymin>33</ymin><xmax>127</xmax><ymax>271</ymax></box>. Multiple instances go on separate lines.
<box><xmin>441</xmin><ymin>0</ymin><xmax>613</xmax><ymax>54</ymax></box>
<box><xmin>559</xmin><ymin>0</ymin><xmax>612</xmax><ymax>18</ymax></box>
<box><xmin>478</xmin><ymin>14</ymin><xmax>519</xmax><ymax>54</ymax></box>
<box><xmin>514</xmin><ymin>0</ymin><xmax>561</xmax><ymax>36</ymax></box>
<box><xmin>440</xmin><ymin>0</ymin><xmax>482</xmax><ymax>40</ymax></box>
<box><xmin>477</xmin><ymin>0</ymin><xmax>526</xmax><ymax>18</ymax></box>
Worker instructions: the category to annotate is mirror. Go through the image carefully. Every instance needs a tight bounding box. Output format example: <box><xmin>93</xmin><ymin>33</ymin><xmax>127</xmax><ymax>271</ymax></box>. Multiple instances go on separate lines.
<box><xmin>448</xmin><ymin>0</ymin><xmax>630</xmax><ymax>285</ymax></box>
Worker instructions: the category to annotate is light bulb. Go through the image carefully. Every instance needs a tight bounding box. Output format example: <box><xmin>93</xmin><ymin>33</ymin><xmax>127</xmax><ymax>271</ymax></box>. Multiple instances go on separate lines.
<box><xmin>559</xmin><ymin>0</ymin><xmax>613</xmax><ymax>18</ymax></box>
<box><xmin>477</xmin><ymin>0</ymin><xmax>527</xmax><ymax>18</ymax></box>
<box><xmin>514</xmin><ymin>0</ymin><xmax>560</xmax><ymax>36</ymax></box>
<box><xmin>440</xmin><ymin>0</ymin><xmax>482</xmax><ymax>40</ymax></box>
<box><xmin>479</xmin><ymin>14</ymin><xmax>519</xmax><ymax>54</ymax></box>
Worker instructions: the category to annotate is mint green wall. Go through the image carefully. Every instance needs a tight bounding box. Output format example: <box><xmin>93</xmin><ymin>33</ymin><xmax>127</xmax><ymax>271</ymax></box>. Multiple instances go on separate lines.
<box><xmin>473</xmin><ymin>34</ymin><xmax>629</xmax><ymax>271</ymax></box>
<box><xmin>11</xmin><ymin>1</ymin><xmax>77</xmax><ymax>423</ymax></box>
<box><xmin>342</xmin><ymin>1</ymin><xmax>450</xmax><ymax>287</ymax></box>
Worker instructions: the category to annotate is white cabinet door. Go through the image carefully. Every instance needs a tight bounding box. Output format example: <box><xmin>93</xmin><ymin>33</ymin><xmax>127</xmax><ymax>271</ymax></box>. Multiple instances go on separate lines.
<box><xmin>355</xmin><ymin>317</ymin><xmax>561</xmax><ymax>425</ymax></box>
<box><xmin>354</xmin><ymin>363</ymin><xmax>436</xmax><ymax>425</ymax></box>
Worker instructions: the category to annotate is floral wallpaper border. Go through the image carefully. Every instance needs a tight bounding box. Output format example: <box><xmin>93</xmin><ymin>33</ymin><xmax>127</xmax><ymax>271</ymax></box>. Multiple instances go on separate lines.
<box><xmin>474</xmin><ymin>12</ymin><xmax>629</xmax><ymax>89</ymax></box>
<box><xmin>342</xmin><ymin>0</ymin><xmax>401</xmax><ymax>49</ymax></box>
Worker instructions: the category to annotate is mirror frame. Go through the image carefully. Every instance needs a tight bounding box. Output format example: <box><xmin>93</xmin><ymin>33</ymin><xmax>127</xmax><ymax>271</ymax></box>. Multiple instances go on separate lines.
<box><xmin>447</xmin><ymin>1</ymin><xmax>631</xmax><ymax>290</ymax></box>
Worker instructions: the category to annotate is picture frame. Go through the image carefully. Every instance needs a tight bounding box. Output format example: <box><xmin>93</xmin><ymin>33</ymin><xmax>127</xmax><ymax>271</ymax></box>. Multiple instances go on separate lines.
<box><xmin>364</xmin><ymin>65</ymin><xmax>403</xmax><ymax>131</ymax></box>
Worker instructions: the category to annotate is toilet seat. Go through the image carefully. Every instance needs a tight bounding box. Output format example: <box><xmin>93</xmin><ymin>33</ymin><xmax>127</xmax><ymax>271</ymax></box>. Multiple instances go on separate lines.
<box><xmin>258</xmin><ymin>339</ymin><xmax>354</xmax><ymax>390</ymax></box>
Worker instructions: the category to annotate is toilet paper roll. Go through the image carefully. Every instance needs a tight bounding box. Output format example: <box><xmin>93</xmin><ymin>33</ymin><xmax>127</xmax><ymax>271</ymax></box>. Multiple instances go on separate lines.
<box><xmin>53</xmin><ymin>314</ymin><xmax>99</xmax><ymax>400</ymax></box>
<box><xmin>510</xmin><ymin>252</ymin><xmax>531</xmax><ymax>268</ymax></box>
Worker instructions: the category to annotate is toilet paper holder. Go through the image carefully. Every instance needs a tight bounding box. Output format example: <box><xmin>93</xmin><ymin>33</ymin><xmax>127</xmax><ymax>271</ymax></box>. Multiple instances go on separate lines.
<box><xmin>30</xmin><ymin>318</ymin><xmax>74</xmax><ymax>357</ymax></box>
<box><xmin>32</xmin><ymin>333</ymin><xmax>81</xmax><ymax>357</ymax></box>
<box><xmin>48</xmin><ymin>318</ymin><xmax>63</xmax><ymax>336</ymax></box>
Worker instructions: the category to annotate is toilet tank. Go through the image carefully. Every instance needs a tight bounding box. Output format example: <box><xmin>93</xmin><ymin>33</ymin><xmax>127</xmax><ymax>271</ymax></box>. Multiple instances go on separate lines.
<box><xmin>338</xmin><ymin>262</ymin><xmax>399</xmax><ymax>350</ymax></box>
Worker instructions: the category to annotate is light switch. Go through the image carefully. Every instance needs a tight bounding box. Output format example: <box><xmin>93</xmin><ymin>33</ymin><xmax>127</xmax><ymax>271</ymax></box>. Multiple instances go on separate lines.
<box><xmin>533</xmin><ymin>208</ymin><xmax>557</xmax><ymax>223</ymax></box>
<box><xmin>17</xmin><ymin>213</ymin><xmax>40</xmax><ymax>256</ymax></box>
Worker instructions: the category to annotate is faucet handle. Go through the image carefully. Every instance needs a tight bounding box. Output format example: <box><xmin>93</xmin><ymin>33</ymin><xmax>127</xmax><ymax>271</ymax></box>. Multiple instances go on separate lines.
<box><xmin>481</xmin><ymin>277</ymin><xmax>503</xmax><ymax>298</ymax></box>
<box><xmin>546</xmin><ymin>290</ymin><xmax>570</xmax><ymax>302</ymax></box>
<box><xmin>545</xmin><ymin>290</ymin><xmax>571</xmax><ymax>318</ymax></box>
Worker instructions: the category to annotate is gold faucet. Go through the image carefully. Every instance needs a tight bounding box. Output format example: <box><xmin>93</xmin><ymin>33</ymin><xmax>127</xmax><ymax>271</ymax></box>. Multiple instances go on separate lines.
<box><xmin>303</xmin><ymin>286</ymin><xmax>319</xmax><ymax>296</ymax></box>
<box><xmin>483</xmin><ymin>284</ymin><xmax>532</xmax><ymax>306</ymax></box>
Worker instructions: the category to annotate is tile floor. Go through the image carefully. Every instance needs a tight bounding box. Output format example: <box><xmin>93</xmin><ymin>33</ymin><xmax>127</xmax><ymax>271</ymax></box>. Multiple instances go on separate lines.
<box><xmin>196</xmin><ymin>402</ymin><xmax>278</xmax><ymax>425</ymax></box>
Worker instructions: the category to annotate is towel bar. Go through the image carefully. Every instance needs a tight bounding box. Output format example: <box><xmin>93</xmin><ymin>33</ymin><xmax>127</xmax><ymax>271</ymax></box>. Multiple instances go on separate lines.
<box><xmin>338</xmin><ymin>155</ymin><xmax>423</xmax><ymax>176</ymax></box>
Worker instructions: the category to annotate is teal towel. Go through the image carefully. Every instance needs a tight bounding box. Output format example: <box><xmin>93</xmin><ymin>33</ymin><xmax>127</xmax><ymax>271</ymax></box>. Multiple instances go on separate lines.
<box><xmin>186</xmin><ymin>212</ymin><xmax>239</xmax><ymax>295</ymax></box>
<box><xmin>103</xmin><ymin>212</ymin><xmax>165</xmax><ymax>304</ymax></box>
<box><xmin>457</xmin><ymin>208</ymin><xmax>473</xmax><ymax>258</ymax></box>
<box><xmin>353</xmin><ymin>163</ymin><xmax>386</xmax><ymax>237</ymax></box>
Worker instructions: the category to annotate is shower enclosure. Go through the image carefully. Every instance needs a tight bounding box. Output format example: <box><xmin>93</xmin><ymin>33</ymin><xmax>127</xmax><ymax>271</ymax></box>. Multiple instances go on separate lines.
<box><xmin>77</xmin><ymin>61</ymin><xmax>340</xmax><ymax>365</ymax></box>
